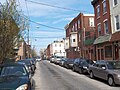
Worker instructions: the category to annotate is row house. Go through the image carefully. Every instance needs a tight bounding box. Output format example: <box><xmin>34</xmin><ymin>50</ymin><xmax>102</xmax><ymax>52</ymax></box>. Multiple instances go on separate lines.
<box><xmin>16</xmin><ymin>41</ymin><xmax>32</xmax><ymax>60</ymax></box>
<box><xmin>46</xmin><ymin>40</ymin><xmax>66</xmax><ymax>59</ymax></box>
<box><xmin>91</xmin><ymin>0</ymin><xmax>120</xmax><ymax>60</ymax></box>
<box><xmin>45</xmin><ymin>44</ymin><xmax>51</xmax><ymax>60</ymax></box>
<box><xmin>64</xmin><ymin>13</ymin><xmax>95</xmax><ymax>60</ymax></box>
<box><xmin>109</xmin><ymin>0</ymin><xmax>120</xmax><ymax>60</ymax></box>
<box><xmin>92</xmin><ymin>0</ymin><xmax>112</xmax><ymax>60</ymax></box>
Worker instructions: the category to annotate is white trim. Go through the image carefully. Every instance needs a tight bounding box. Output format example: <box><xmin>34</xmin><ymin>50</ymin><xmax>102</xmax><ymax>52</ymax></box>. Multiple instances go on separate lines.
<box><xmin>97</xmin><ymin>23</ymin><xmax>101</xmax><ymax>26</ymax></box>
<box><xmin>103</xmin><ymin>19</ymin><xmax>108</xmax><ymax>22</ymax></box>
<box><xmin>96</xmin><ymin>5</ymin><xmax>100</xmax><ymax>8</ymax></box>
<box><xmin>102</xmin><ymin>0</ymin><xmax>106</xmax><ymax>3</ymax></box>
<box><xmin>83</xmin><ymin>14</ymin><xmax>95</xmax><ymax>16</ymax></box>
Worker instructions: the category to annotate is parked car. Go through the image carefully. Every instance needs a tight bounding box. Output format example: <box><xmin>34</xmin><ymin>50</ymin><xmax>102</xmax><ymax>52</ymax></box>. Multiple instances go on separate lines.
<box><xmin>0</xmin><ymin>63</ymin><xmax>32</xmax><ymax>90</ymax></box>
<box><xmin>73</xmin><ymin>58</ymin><xmax>94</xmax><ymax>74</ymax></box>
<box><xmin>89</xmin><ymin>60</ymin><xmax>120</xmax><ymax>86</ymax></box>
<box><xmin>64</xmin><ymin>59</ymin><xmax>75</xmax><ymax>69</ymax></box>
<box><xmin>72</xmin><ymin>58</ymin><xmax>82</xmax><ymax>73</ymax></box>
<box><xmin>36</xmin><ymin>57</ymin><xmax>41</xmax><ymax>62</ymax></box>
<box><xmin>50</xmin><ymin>56</ymin><xmax>55</xmax><ymax>63</ymax></box>
<box><xmin>26</xmin><ymin>58</ymin><xmax>36</xmax><ymax>71</ymax></box>
<box><xmin>59</xmin><ymin>58</ymin><xmax>68</xmax><ymax>66</ymax></box>
<box><xmin>17</xmin><ymin>59</ymin><xmax>35</xmax><ymax>74</ymax></box>
<box><xmin>54</xmin><ymin>56</ymin><xmax>64</xmax><ymax>64</ymax></box>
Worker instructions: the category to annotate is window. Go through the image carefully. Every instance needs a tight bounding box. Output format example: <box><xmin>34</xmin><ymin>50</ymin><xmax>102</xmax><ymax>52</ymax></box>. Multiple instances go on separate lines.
<box><xmin>79</xmin><ymin>32</ymin><xmax>81</xmax><ymax>42</ymax></box>
<box><xmin>104</xmin><ymin>20</ymin><xmax>109</xmax><ymax>34</ymax></box>
<box><xmin>55</xmin><ymin>44</ymin><xmax>57</xmax><ymax>47</ymax></box>
<box><xmin>114</xmin><ymin>0</ymin><xmax>118</xmax><ymax>6</ymax></box>
<box><xmin>97</xmin><ymin>5</ymin><xmax>100</xmax><ymax>18</ymax></box>
<box><xmin>72</xmin><ymin>25</ymin><xmax>75</xmax><ymax>32</ymax></box>
<box><xmin>75</xmin><ymin>22</ymin><xmax>77</xmax><ymax>31</ymax></box>
<box><xmin>115</xmin><ymin>15</ymin><xmax>120</xmax><ymax>30</ymax></box>
<box><xmin>89</xmin><ymin>18</ymin><xmax>94</xmax><ymax>27</ymax></box>
<box><xmin>78</xmin><ymin>20</ymin><xmax>80</xmax><ymax>28</ymax></box>
<box><xmin>103</xmin><ymin>0</ymin><xmax>107</xmax><ymax>14</ymax></box>
<box><xmin>98</xmin><ymin>24</ymin><xmax>101</xmax><ymax>36</ymax></box>
<box><xmin>73</xmin><ymin>39</ymin><xmax>75</xmax><ymax>42</ymax></box>
<box><xmin>59</xmin><ymin>44</ymin><xmax>61</xmax><ymax>47</ymax></box>
<box><xmin>105</xmin><ymin>45</ymin><xmax>112</xmax><ymax>58</ymax></box>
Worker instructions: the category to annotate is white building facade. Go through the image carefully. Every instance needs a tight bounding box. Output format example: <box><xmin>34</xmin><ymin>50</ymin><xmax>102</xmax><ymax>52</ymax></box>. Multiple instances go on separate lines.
<box><xmin>50</xmin><ymin>40</ymin><xmax>66</xmax><ymax>57</ymax></box>
<box><xmin>109</xmin><ymin>0</ymin><xmax>120</xmax><ymax>33</ymax></box>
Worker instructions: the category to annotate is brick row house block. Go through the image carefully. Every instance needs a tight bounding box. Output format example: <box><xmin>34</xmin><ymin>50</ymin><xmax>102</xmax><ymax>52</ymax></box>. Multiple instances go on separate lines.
<box><xmin>92</xmin><ymin>0</ymin><xmax>120</xmax><ymax>60</ymax></box>
<box><xmin>64</xmin><ymin>13</ymin><xmax>95</xmax><ymax>60</ymax></box>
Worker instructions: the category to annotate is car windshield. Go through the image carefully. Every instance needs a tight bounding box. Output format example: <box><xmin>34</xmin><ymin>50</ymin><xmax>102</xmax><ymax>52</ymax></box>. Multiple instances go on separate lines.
<box><xmin>107</xmin><ymin>61</ymin><xmax>120</xmax><ymax>69</ymax></box>
<box><xmin>0</xmin><ymin>66</ymin><xmax>27</xmax><ymax>76</ymax></box>
<box><xmin>18</xmin><ymin>60</ymin><xmax>31</xmax><ymax>65</ymax></box>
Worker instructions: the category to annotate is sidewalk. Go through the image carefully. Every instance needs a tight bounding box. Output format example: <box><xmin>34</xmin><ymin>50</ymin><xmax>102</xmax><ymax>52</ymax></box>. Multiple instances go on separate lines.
<box><xmin>32</xmin><ymin>62</ymin><xmax>41</xmax><ymax>90</ymax></box>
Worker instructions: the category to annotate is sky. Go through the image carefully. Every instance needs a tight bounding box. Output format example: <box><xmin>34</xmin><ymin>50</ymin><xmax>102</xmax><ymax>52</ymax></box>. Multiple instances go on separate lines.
<box><xmin>1</xmin><ymin>0</ymin><xmax>94</xmax><ymax>54</ymax></box>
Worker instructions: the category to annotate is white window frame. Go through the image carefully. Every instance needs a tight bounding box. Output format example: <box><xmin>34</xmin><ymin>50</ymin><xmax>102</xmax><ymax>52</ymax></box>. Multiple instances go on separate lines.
<box><xmin>102</xmin><ymin>0</ymin><xmax>107</xmax><ymax>14</ymax></box>
<box><xmin>78</xmin><ymin>20</ymin><xmax>80</xmax><ymax>28</ymax></box>
<box><xmin>115</xmin><ymin>15</ymin><xmax>120</xmax><ymax>31</ymax></box>
<box><xmin>75</xmin><ymin>22</ymin><xmax>77</xmax><ymax>31</ymax></box>
<box><xmin>96</xmin><ymin>5</ymin><xmax>100</xmax><ymax>18</ymax></box>
<box><xmin>97</xmin><ymin>23</ymin><xmax>101</xmax><ymax>36</ymax></box>
<box><xmin>103</xmin><ymin>19</ymin><xmax>109</xmax><ymax>34</ymax></box>
<box><xmin>113</xmin><ymin>0</ymin><xmax>118</xmax><ymax>6</ymax></box>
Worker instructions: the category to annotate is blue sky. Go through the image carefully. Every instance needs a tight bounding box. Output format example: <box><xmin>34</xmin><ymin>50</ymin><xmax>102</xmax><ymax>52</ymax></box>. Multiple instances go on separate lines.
<box><xmin>1</xmin><ymin>0</ymin><xmax>94</xmax><ymax>54</ymax></box>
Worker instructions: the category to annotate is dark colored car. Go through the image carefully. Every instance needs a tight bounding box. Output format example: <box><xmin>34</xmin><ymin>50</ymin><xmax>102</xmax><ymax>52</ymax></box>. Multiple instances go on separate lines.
<box><xmin>89</xmin><ymin>60</ymin><xmax>120</xmax><ymax>86</ymax></box>
<box><xmin>72</xmin><ymin>58</ymin><xmax>82</xmax><ymax>73</ymax></box>
<box><xmin>72</xmin><ymin>58</ymin><xmax>94</xmax><ymax>74</ymax></box>
<box><xmin>64</xmin><ymin>59</ymin><xmax>75</xmax><ymax>69</ymax></box>
<box><xmin>59</xmin><ymin>58</ymin><xmax>68</xmax><ymax>66</ymax></box>
<box><xmin>0</xmin><ymin>63</ymin><xmax>32</xmax><ymax>90</ymax></box>
<box><xmin>26</xmin><ymin>58</ymin><xmax>36</xmax><ymax>71</ymax></box>
<box><xmin>17</xmin><ymin>59</ymin><xmax>34</xmax><ymax>74</ymax></box>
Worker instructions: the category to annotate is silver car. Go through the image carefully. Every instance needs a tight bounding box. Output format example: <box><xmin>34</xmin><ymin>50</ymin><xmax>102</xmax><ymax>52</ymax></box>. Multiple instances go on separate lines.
<box><xmin>89</xmin><ymin>60</ymin><xmax>120</xmax><ymax>86</ymax></box>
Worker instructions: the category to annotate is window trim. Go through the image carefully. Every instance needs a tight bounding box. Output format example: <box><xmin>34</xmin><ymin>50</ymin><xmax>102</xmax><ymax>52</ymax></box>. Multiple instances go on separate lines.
<box><xmin>97</xmin><ymin>23</ymin><xmax>101</xmax><ymax>36</ymax></box>
<box><xmin>102</xmin><ymin>0</ymin><xmax>107</xmax><ymax>15</ymax></box>
<box><xmin>115</xmin><ymin>15</ymin><xmax>120</xmax><ymax>31</ymax></box>
<box><xmin>113</xmin><ymin>0</ymin><xmax>118</xmax><ymax>7</ymax></box>
<box><xmin>103</xmin><ymin>19</ymin><xmax>109</xmax><ymax>34</ymax></box>
<box><xmin>96</xmin><ymin>5</ymin><xmax>100</xmax><ymax>19</ymax></box>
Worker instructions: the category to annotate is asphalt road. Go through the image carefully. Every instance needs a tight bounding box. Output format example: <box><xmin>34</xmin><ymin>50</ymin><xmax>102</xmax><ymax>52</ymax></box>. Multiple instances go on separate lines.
<box><xmin>32</xmin><ymin>60</ymin><xmax>120</xmax><ymax>90</ymax></box>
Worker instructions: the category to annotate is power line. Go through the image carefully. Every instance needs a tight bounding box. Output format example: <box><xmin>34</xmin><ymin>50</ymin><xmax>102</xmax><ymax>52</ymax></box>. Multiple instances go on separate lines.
<box><xmin>30</xmin><ymin>36</ymin><xmax>64</xmax><ymax>38</ymax></box>
<box><xmin>25</xmin><ymin>0</ymin><xmax>91</xmax><ymax>13</ymax></box>
<box><xmin>29</xmin><ymin>19</ymin><xmax>64</xmax><ymax>31</ymax></box>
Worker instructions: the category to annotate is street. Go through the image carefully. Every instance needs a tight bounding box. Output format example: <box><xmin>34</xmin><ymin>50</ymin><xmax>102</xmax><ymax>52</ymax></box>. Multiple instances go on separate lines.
<box><xmin>32</xmin><ymin>60</ymin><xmax>120</xmax><ymax>90</ymax></box>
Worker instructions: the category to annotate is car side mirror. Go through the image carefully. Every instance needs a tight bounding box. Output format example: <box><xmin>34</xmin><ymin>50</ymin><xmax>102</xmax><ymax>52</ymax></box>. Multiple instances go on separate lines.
<box><xmin>102</xmin><ymin>66</ymin><xmax>106</xmax><ymax>70</ymax></box>
<box><xmin>83</xmin><ymin>66</ymin><xmax>88</xmax><ymax>69</ymax></box>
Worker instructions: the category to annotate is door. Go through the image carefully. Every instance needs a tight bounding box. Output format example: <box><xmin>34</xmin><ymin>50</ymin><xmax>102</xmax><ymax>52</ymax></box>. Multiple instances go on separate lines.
<box><xmin>115</xmin><ymin>44</ymin><xmax>119</xmax><ymax>60</ymax></box>
<box><xmin>101</xmin><ymin>49</ymin><xmax>104</xmax><ymax>60</ymax></box>
<box><xmin>98</xmin><ymin>64</ymin><xmax>108</xmax><ymax>80</ymax></box>
<box><xmin>97</xmin><ymin>49</ymin><xmax>100</xmax><ymax>60</ymax></box>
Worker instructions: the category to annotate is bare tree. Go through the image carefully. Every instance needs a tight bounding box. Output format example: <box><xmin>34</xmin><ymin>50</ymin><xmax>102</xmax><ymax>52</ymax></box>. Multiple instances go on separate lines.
<box><xmin>0</xmin><ymin>0</ymin><xmax>28</xmax><ymax>63</ymax></box>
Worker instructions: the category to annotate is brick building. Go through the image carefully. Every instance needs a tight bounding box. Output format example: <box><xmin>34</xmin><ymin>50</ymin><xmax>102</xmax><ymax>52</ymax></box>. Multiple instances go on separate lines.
<box><xmin>92</xmin><ymin>0</ymin><xmax>113</xmax><ymax>60</ymax></box>
<box><xmin>64</xmin><ymin>13</ymin><xmax>95</xmax><ymax>59</ymax></box>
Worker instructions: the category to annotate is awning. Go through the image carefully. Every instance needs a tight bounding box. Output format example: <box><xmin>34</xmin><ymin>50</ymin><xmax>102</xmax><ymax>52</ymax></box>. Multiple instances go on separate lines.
<box><xmin>84</xmin><ymin>38</ymin><xmax>95</xmax><ymax>45</ymax></box>
<box><xmin>111</xmin><ymin>31</ymin><xmax>120</xmax><ymax>42</ymax></box>
<box><xmin>94</xmin><ymin>34</ymin><xmax>111</xmax><ymax>45</ymax></box>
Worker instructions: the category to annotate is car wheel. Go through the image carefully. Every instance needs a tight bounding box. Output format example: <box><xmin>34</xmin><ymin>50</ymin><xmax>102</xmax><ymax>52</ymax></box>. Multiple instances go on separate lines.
<box><xmin>90</xmin><ymin>71</ymin><xmax>94</xmax><ymax>79</ymax></box>
<box><xmin>79</xmin><ymin>68</ymin><xmax>83</xmax><ymax>74</ymax></box>
<box><xmin>108</xmin><ymin>76</ymin><xmax>115</xmax><ymax>86</ymax></box>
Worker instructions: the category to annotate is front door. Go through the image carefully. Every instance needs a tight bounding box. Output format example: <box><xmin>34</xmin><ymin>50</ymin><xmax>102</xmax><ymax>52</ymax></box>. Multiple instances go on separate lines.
<box><xmin>115</xmin><ymin>44</ymin><xmax>119</xmax><ymax>60</ymax></box>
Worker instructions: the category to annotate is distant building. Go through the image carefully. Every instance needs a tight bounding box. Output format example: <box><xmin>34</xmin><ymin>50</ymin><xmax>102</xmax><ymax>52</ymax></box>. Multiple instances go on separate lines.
<box><xmin>46</xmin><ymin>40</ymin><xmax>66</xmax><ymax>58</ymax></box>
<box><xmin>16</xmin><ymin>41</ymin><xmax>32</xmax><ymax>60</ymax></box>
